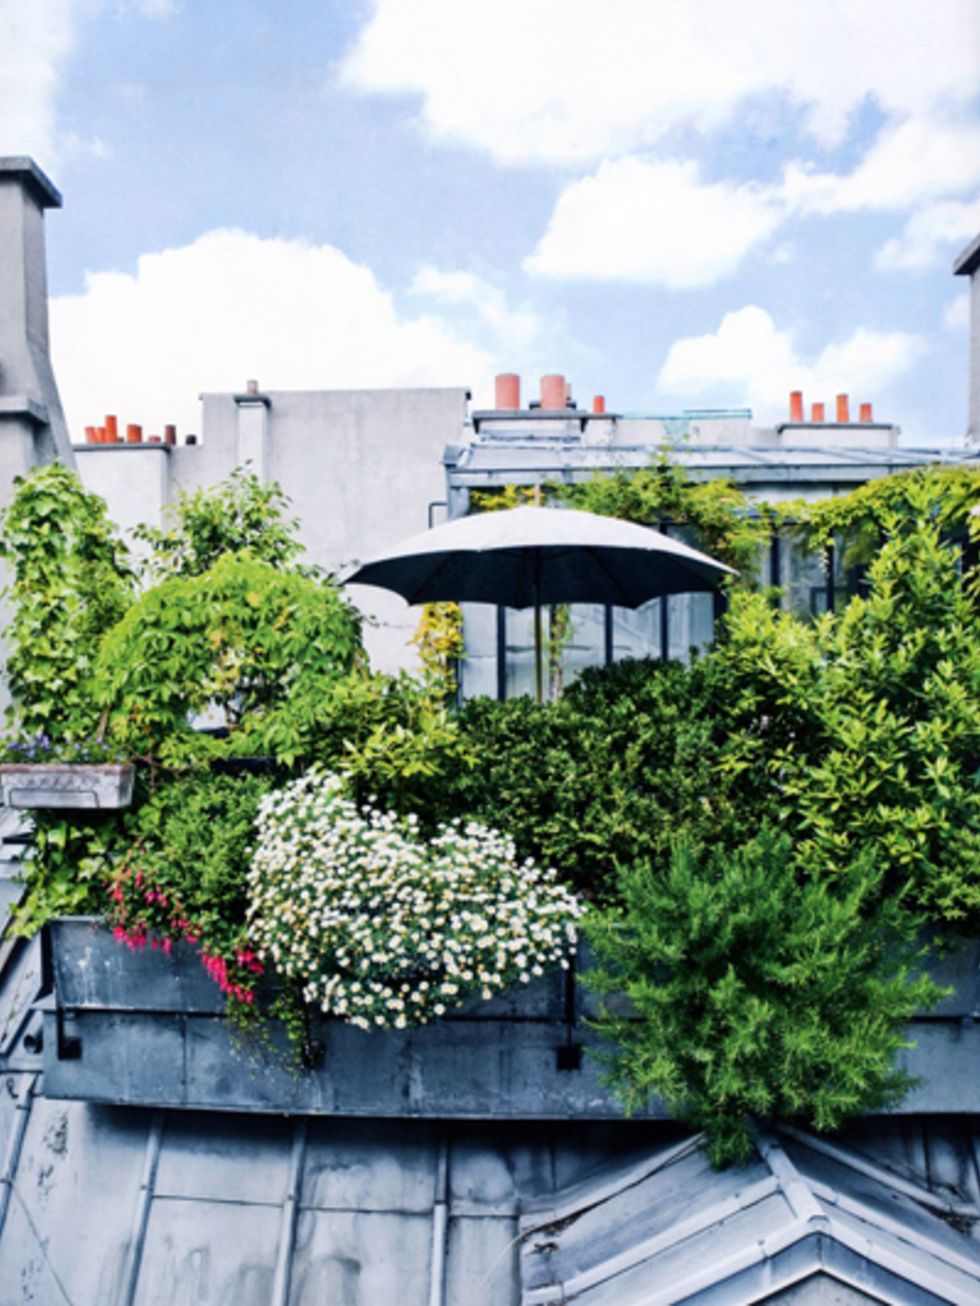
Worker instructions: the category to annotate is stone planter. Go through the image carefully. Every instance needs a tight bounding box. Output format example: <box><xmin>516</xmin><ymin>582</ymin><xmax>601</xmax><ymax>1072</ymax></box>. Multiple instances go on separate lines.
<box><xmin>0</xmin><ymin>762</ymin><xmax>135</xmax><ymax>810</ymax></box>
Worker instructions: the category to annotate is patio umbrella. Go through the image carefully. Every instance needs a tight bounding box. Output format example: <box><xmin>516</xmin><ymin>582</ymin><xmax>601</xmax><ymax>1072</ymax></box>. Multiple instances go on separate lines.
<box><xmin>344</xmin><ymin>505</ymin><xmax>735</xmax><ymax>698</ymax></box>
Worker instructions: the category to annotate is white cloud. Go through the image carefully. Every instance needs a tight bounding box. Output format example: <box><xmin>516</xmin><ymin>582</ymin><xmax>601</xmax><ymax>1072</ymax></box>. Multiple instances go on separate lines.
<box><xmin>874</xmin><ymin>196</ymin><xmax>980</xmax><ymax>271</ymax></box>
<box><xmin>409</xmin><ymin>266</ymin><xmax>544</xmax><ymax>351</ymax></box>
<box><xmin>0</xmin><ymin>0</ymin><xmax>76</xmax><ymax>163</ymax></box>
<box><xmin>658</xmin><ymin>305</ymin><xmax>926</xmax><ymax>420</ymax></box>
<box><xmin>944</xmin><ymin>293</ymin><xmax>970</xmax><ymax>331</ymax></box>
<box><xmin>525</xmin><ymin>157</ymin><xmax>783</xmax><ymax>287</ymax></box>
<box><xmin>50</xmin><ymin>229</ymin><xmax>493</xmax><ymax>438</ymax></box>
<box><xmin>782</xmin><ymin>117</ymin><xmax>980</xmax><ymax>215</ymax></box>
<box><xmin>340</xmin><ymin>0</ymin><xmax>980</xmax><ymax>165</ymax></box>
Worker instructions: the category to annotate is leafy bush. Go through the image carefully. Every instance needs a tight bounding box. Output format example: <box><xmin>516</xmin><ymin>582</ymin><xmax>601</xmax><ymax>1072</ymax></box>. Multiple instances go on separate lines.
<box><xmin>587</xmin><ymin>829</ymin><xmax>941</xmax><ymax>1166</ymax></box>
<box><xmin>247</xmin><ymin>770</ymin><xmax>582</xmax><ymax>1028</ymax></box>
<box><xmin>134</xmin><ymin>467</ymin><xmax>306</xmax><ymax>579</ymax></box>
<box><xmin>96</xmin><ymin>553</ymin><xmax>364</xmax><ymax>766</ymax></box>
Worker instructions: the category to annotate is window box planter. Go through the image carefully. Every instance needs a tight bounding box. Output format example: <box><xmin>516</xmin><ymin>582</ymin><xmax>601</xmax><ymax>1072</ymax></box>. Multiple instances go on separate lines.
<box><xmin>39</xmin><ymin>918</ymin><xmax>980</xmax><ymax>1119</ymax></box>
<box><xmin>0</xmin><ymin>762</ymin><xmax>135</xmax><ymax>810</ymax></box>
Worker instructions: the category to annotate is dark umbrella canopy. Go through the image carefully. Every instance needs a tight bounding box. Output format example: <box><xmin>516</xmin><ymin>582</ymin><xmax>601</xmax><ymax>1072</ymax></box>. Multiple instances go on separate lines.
<box><xmin>344</xmin><ymin>505</ymin><xmax>735</xmax><ymax>610</ymax></box>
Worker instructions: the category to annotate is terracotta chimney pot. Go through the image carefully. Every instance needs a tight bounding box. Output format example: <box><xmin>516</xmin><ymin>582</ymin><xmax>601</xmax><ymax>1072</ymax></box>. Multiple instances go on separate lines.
<box><xmin>811</xmin><ymin>402</ymin><xmax>826</xmax><ymax>422</ymax></box>
<box><xmin>593</xmin><ymin>395</ymin><xmax>606</xmax><ymax>414</ymax></box>
<box><xmin>859</xmin><ymin>402</ymin><xmax>873</xmax><ymax>423</ymax></box>
<box><xmin>163</xmin><ymin>425</ymin><xmax>177</xmax><ymax>447</ymax></box>
<box><xmin>494</xmin><ymin>373</ymin><xmax>520</xmax><ymax>410</ymax></box>
<box><xmin>836</xmin><ymin>393</ymin><xmax>850</xmax><ymax>423</ymax></box>
<box><xmin>789</xmin><ymin>390</ymin><xmax>804</xmax><ymax>422</ymax></box>
<box><xmin>84</xmin><ymin>425</ymin><xmax>97</xmax><ymax>443</ymax></box>
<box><xmin>105</xmin><ymin>414</ymin><xmax>119</xmax><ymax>443</ymax></box>
<box><xmin>540</xmin><ymin>374</ymin><xmax>567</xmax><ymax>410</ymax></box>
<box><xmin>126</xmin><ymin>423</ymin><xmax>141</xmax><ymax>444</ymax></box>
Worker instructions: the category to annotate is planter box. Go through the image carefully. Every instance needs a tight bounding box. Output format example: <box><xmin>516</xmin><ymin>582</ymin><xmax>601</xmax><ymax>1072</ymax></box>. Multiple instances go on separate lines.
<box><xmin>0</xmin><ymin>762</ymin><xmax>135</xmax><ymax>810</ymax></box>
<box><xmin>41</xmin><ymin>918</ymin><xmax>980</xmax><ymax>1119</ymax></box>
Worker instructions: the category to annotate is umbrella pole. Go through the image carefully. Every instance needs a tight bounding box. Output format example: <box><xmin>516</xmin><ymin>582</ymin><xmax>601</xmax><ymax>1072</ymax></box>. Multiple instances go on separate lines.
<box><xmin>534</xmin><ymin>603</ymin><xmax>543</xmax><ymax>702</ymax></box>
<box><xmin>533</xmin><ymin>548</ymin><xmax>543</xmax><ymax>703</ymax></box>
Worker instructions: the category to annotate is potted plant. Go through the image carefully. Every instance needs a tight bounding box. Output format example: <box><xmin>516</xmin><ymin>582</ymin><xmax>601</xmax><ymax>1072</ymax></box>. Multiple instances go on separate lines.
<box><xmin>0</xmin><ymin>735</ymin><xmax>135</xmax><ymax>810</ymax></box>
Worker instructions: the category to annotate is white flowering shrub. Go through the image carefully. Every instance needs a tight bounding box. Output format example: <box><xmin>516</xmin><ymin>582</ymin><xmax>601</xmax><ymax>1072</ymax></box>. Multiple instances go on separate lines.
<box><xmin>247</xmin><ymin>770</ymin><xmax>583</xmax><ymax>1030</ymax></box>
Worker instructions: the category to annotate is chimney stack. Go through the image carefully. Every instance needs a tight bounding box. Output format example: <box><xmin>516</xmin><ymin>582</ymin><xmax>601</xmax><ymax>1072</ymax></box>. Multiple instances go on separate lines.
<box><xmin>0</xmin><ymin>158</ymin><xmax>74</xmax><ymax>467</ymax></box>
<box><xmin>953</xmin><ymin>232</ymin><xmax>980</xmax><ymax>444</ymax></box>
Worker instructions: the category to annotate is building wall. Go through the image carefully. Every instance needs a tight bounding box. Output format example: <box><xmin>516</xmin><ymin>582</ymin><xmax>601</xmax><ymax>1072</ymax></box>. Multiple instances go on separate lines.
<box><xmin>77</xmin><ymin>385</ymin><xmax>470</xmax><ymax>674</ymax></box>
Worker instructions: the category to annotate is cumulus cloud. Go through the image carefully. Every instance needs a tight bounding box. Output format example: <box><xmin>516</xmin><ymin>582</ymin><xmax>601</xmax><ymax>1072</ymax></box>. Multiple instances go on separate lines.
<box><xmin>50</xmin><ymin>229</ymin><xmax>493</xmax><ymax>438</ymax></box>
<box><xmin>525</xmin><ymin>157</ymin><xmax>783</xmax><ymax>286</ymax></box>
<box><xmin>0</xmin><ymin>0</ymin><xmax>76</xmax><ymax>163</ymax></box>
<box><xmin>339</xmin><ymin>0</ymin><xmax>980</xmax><ymax>165</ymax></box>
<box><xmin>874</xmin><ymin>196</ymin><xmax>980</xmax><ymax>271</ymax></box>
<box><xmin>781</xmin><ymin>117</ymin><xmax>980</xmax><ymax>215</ymax></box>
<box><xmin>409</xmin><ymin>266</ymin><xmax>545</xmax><ymax>351</ymax></box>
<box><xmin>658</xmin><ymin>305</ymin><xmax>926</xmax><ymax>420</ymax></box>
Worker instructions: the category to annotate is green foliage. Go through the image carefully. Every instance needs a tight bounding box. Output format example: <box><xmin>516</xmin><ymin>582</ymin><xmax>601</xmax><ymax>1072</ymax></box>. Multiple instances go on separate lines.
<box><xmin>106</xmin><ymin>771</ymin><xmax>274</xmax><ymax>1001</ymax></box>
<box><xmin>784</xmin><ymin>464</ymin><xmax>980</xmax><ymax>571</ymax></box>
<box><xmin>788</xmin><ymin>514</ymin><xmax>980</xmax><ymax>926</ymax></box>
<box><xmin>13</xmin><ymin>812</ymin><xmax>124</xmax><ymax>935</ymax></box>
<box><xmin>0</xmin><ymin>463</ymin><xmax>133</xmax><ymax>749</ymax></box>
<box><xmin>134</xmin><ymin>467</ymin><xmax>307</xmax><ymax>579</ymax></box>
<box><xmin>299</xmin><ymin>669</ymin><xmax>472</xmax><ymax>828</ymax></box>
<box><xmin>554</xmin><ymin>457</ymin><xmax>771</xmax><ymax>576</ymax></box>
<box><xmin>444</xmin><ymin>660</ymin><xmax>720</xmax><ymax>901</ymax></box>
<box><xmin>587</xmin><ymin>829</ymin><xmax>940</xmax><ymax>1166</ymax></box>
<box><xmin>96</xmin><ymin>552</ymin><xmax>364</xmax><ymax>766</ymax></box>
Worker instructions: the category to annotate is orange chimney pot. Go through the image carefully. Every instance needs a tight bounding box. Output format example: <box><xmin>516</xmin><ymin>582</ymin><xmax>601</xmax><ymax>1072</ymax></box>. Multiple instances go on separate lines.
<box><xmin>495</xmin><ymin>373</ymin><xmax>521</xmax><ymax>410</ymax></box>
<box><xmin>836</xmin><ymin>394</ymin><xmax>850</xmax><ymax>423</ymax></box>
<box><xmin>859</xmin><ymin>402</ymin><xmax>873</xmax><ymax>423</ymax></box>
<box><xmin>789</xmin><ymin>390</ymin><xmax>804</xmax><ymax>422</ymax></box>
<box><xmin>540</xmin><ymin>374</ymin><xmax>567</xmax><ymax>410</ymax></box>
<box><xmin>811</xmin><ymin>402</ymin><xmax>826</xmax><ymax>422</ymax></box>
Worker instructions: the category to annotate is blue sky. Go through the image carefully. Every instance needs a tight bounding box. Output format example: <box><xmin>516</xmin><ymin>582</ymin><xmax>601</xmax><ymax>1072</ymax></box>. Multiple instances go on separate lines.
<box><xmin>3</xmin><ymin>0</ymin><xmax>979</xmax><ymax>444</ymax></box>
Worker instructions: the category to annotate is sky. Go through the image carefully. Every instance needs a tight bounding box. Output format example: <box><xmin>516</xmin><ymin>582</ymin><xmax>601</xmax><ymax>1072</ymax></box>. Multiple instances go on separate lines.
<box><xmin>2</xmin><ymin>0</ymin><xmax>979</xmax><ymax>445</ymax></box>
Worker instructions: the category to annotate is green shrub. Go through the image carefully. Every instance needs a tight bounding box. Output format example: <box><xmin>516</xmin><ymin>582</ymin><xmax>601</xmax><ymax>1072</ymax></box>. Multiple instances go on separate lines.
<box><xmin>587</xmin><ymin>828</ymin><xmax>941</xmax><ymax>1166</ymax></box>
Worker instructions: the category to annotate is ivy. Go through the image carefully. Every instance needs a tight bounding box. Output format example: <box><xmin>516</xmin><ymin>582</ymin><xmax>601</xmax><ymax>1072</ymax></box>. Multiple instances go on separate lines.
<box><xmin>0</xmin><ymin>464</ymin><xmax>133</xmax><ymax>750</ymax></box>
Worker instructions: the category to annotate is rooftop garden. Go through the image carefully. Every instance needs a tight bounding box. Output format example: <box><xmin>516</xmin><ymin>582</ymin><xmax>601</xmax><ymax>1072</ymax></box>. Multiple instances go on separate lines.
<box><xmin>2</xmin><ymin>458</ymin><xmax>978</xmax><ymax>1165</ymax></box>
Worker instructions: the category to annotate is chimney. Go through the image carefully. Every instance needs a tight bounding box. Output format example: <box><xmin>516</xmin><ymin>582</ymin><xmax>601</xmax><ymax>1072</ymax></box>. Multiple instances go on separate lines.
<box><xmin>105</xmin><ymin>414</ymin><xmax>119</xmax><ymax>443</ymax></box>
<box><xmin>85</xmin><ymin>425</ymin><xmax>97</xmax><ymax>443</ymax></box>
<box><xmin>540</xmin><ymin>374</ymin><xmax>567</xmax><ymax>410</ymax></box>
<box><xmin>859</xmin><ymin>402</ymin><xmax>873</xmax><ymax>423</ymax></box>
<box><xmin>789</xmin><ymin>390</ymin><xmax>804</xmax><ymax>422</ymax></box>
<box><xmin>953</xmin><ymin>232</ymin><xmax>980</xmax><ymax>444</ymax></box>
<box><xmin>836</xmin><ymin>393</ymin><xmax>850</xmax><ymax>423</ymax></box>
<box><xmin>235</xmin><ymin>380</ymin><xmax>269</xmax><ymax>476</ymax></box>
<box><xmin>494</xmin><ymin>373</ymin><xmax>520</xmax><ymax>410</ymax></box>
<box><xmin>163</xmin><ymin>424</ymin><xmax>177</xmax><ymax>447</ymax></box>
<box><xmin>592</xmin><ymin>395</ymin><xmax>606</xmax><ymax>414</ymax></box>
<box><xmin>126</xmin><ymin>423</ymin><xmax>141</xmax><ymax>444</ymax></box>
<box><xmin>811</xmin><ymin>402</ymin><xmax>825</xmax><ymax>422</ymax></box>
<box><xmin>0</xmin><ymin>158</ymin><xmax>74</xmax><ymax>467</ymax></box>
